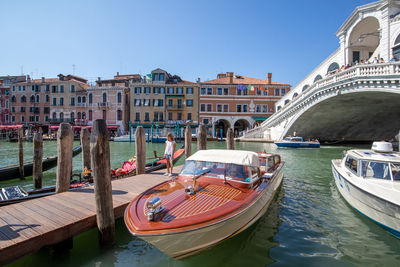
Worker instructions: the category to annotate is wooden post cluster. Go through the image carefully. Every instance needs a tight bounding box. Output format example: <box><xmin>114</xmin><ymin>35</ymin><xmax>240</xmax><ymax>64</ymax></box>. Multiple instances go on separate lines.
<box><xmin>80</xmin><ymin>127</ymin><xmax>91</xmax><ymax>172</ymax></box>
<box><xmin>56</xmin><ymin>123</ymin><xmax>73</xmax><ymax>193</ymax></box>
<box><xmin>18</xmin><ymin>127</ymin><xmax>24</xmax><ymax>180</ymax></box>
<box><xmin>135</xmin><ymin>126</ymin><xmax>146</xmax><ymax>175</ymax></box>
<box><xmin>185</xmin><ymin>125</ymin><xmax>192</xmax><ymax>158</ymax></box>
<box><xmin>90</xmin><ymin>119</ymin><xmax>115</xmax><ymax>246</ymax></box>
<box><xmin>227</xmin><ymin>128</ymin><xmax>234</xmax><ymax>150</ymax></box>
<box><xmin>197</xmin><ymin>125</ymin><xmax>207</xmax><ymax>150</ymax></box>
<box><xmin>33</xmin><ymin>128</ymin><xmax>43</xmax><ymax>189</ymax></box>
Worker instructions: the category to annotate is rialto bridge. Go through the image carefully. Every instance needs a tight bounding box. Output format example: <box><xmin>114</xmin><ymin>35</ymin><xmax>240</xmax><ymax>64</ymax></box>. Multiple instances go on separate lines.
<box><xmin>242</xmin><ymin>0</ymin><xmax>400</xmax><ymax>142</ymax></box>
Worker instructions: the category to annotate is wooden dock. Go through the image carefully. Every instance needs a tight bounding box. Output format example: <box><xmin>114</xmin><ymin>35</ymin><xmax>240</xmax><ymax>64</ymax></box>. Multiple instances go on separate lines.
<box><xmin>0</xmin><ymin>166</ymin><xmax>182</xmax><ymax>265</ymax></box>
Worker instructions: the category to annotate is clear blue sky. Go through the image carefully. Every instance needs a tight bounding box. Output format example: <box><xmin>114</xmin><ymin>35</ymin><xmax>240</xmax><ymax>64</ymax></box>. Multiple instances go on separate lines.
<box><xmin>1</xmin><ymin>0</ymin><xmax>373</xmax><ymax>86</ymax></box>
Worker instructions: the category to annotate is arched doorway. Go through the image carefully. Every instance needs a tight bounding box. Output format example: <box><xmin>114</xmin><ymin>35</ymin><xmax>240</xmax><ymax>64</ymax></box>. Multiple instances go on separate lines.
<box><xmin>348</xmin><ymin>16</ymin><xmax>380</xmax><ymax>63</ymax></box>
<box><xmin>214</xmin><ymin>119</ymin><xmax>230</xmax><ymax>138</ymax></box>
<box><xmin>327</xmin><ymin>62</ymin><xmax>339</xmax><ymax>74</ymax></box>
<box><xmin>314</xmin><ymin>75</ymin><xmax>322</xmax><ymax>83</ymax></box>
<box><xmin>392</xmin><ymin>34</ymin><xmax>400</xmax><ymax>59</ymax></box>
<box><xmin>234</xmin><ymin>119</ymin><xmax>250</xmax><ymax>137</ymax></box>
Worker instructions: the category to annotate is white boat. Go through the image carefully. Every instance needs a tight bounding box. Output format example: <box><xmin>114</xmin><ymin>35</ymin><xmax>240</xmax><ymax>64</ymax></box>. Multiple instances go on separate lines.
<box><xmin>124</xmin><ymin>150</ymin><xmax>284</xmax><ymax>258</ymax></box>
<box><xmin>274</xmin><ymin>136</ymin><xmax>320</xmax><ymax>148</ymax></box>
<box><xmin>113</xmin><ymin>135</ymin><xmax>135</xmax><ymax>142</ymax></box>
<box><xmin>331</xmin><ymin>141</ymin><xmax>400</xmax><ymax>238</ymax></box>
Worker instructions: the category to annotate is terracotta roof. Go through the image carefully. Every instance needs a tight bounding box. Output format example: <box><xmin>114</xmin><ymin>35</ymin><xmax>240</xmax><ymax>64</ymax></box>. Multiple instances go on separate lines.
<box><xmin>202</xmin><ymin>74</ymin><xmax>289</xmax><ymax>86</ymax></box>
<box><xmin>114</xmin><ymin>74</ymin><xmax>141</xmax><ymax>80</ymax></box>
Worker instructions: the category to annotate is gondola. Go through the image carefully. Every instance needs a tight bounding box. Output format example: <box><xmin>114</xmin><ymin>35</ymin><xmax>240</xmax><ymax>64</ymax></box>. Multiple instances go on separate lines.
<box><xmin>111</xmin><ymin>147</ymin><xmax>185</xmax><ymax>179</ymax></box>
<box><xmin>0</xmin><ymin>145</ymin><xmax>82</xmax><ymax>181</ymax></box>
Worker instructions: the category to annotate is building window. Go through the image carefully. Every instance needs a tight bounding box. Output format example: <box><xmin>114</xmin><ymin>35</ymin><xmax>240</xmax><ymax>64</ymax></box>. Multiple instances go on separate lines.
<box><xmin>102</xmin><ymin>110</ymin><xmax>106</xmax><ymax>120</ymax></box>
<box><xmin>135</xmin><ymin>99</ymin><xmax>141</xmax><ymax>106</ymax></box>
<box><xmin>36</xmin><ymin>95</ymin><xmax>40</xmax><ymax>102</ymax></box>
<box><xmin>153</xmin><ymin>87</ymin><xmax>159</xmax><ymax>94</ymax></box>
<box><xmin>46</xmin><ymin>95</ymin><xmax>50</xmax><ymax>102</ymax></box>
<box><xmin>82</xmin><ymin>96</ymin><xmax>86</xmax><ymax>103</ymax></box>
<box><xmin>217</xmin><ymin>88</ymin><xmax>222</xmax><ymax>95</ymax></box>
<box><xmin>31</xmin><ymin>85</ymin><xmax>34</xmax><ymax>91</ymax></box>
<box><xmin>159</xmin><ymin>99</ymin><xmax>164</xmax><ymax>107</ymax></box>
<box><xmin>187</xmin><ymin>113</ymin><xmax>192</xmax><ymax>121</ymax></box>
<box><xmin>154</xmin><ymin>112</ymin><xmax>159</xmax><ymax>121</ymax></box>
<box><xmin>21</xmin><ymin>95</ymin><xmax>26</xmax><ymax>102</ymax></box>
<box><xmin>217</xmin><ymin>104</ymin><xmax>222</xmax><ymax>112</ymax></box>
<box><xmin>177</xmin><ymin>112</ymin><xmax>182</xmax><ymax>120</ymax></box>
<box><xmin>243</xmin><ymin>105</ymin><xmax>248</xmax><ymax>112</ymax></box>
<box><xmin>60</xmin><ymin>97</ymin><xmax>64</xmax><ymax>106</ymax></box>
<box><xmin>275</xmin><ymin>88</ymin><xmax>280</xmax><ymax>96</ymax></box>
<box><xmin>203</xmin><ymin>118</ymin><xmax>209</xmax><ymax>125</ymax></box>
<box><xmin>89</xmin><ymin>110</ymin><xmax>93</xmax><ymax>120</ymax></box>
<box><xmin>263</xmin><ymin>89</ymin><xmax>268</xmax><ymax>96</ymax></box>
<box><xmin>168</xmin><ymin>87</ymin><xmax>174</xmax><ymax>94</ymax></box>
<box><xmin>153</xmin><ymin>73</ymin><xmax>159</xmax><ymax>81</ymax></box>
<box><xmin>60</xmin><ymin>85</ymin><xmax>64</xmax><ymax>93</ymax></box>
<box><xmin>168</xmin><ymin>99</ymin><xmax>173</xmax><ymax>107</ymax></box>
<box><xmin>23</xmin><ymin>85</ymin><xmax>25</xmax><ymax>91</ymax></box>
<box><xmin>71</xmin><ymin>112</ymin><xmax>75</xmax><ymax>121</ymax></box>
<box><xmin>168</xmin><ymin>112</ymin><xmax>173</xmax><ymax>120</ymax></box>
<box><xmin>11</xmin><ymin>96</ymin><xmax>16</xmax><ymax>102</ymax></box>
<box><xmin>200</xmin><ymin>88</ymin><xmax>206</xmax><ymax>95</ymax></box>
<box><xmin>186</xmin><ymin>99</ymin><xmax>193</xmax><ymax>107</ymax></box>
<box><xmin>71</xmin><ymin>84</ymin><xmax>75</xmax><ymax>92</ymax></box>
<box><xmin>117</xmin><ymin>92</ymin><xmax>122</xmax><ymax>103</ymax></box>
<box><xmin>102</xmin><ymin>93</ymin><xmax>107</xmax><ymax>103</ymax></box>
<box><xmin>224</xmin><ymin>104</ymin><xmax>229</xmax><ymax>112</ymax></box>
<box><xmin>135</xmin><ymin>112</ymin><xmax>140</xmax><ymax>121</ymax></box>
<box><xmin>207</xmin><ymin>88</ymin><xmax>212</xmax><ymax>95</ymax></box>
<box><xmin>46</xmin><ymin>85</ymin><xmax>49</xmax><ymax>91</ymax></box>
<box><xmin>144</xmin><ymin>112</ymin><xmax>149</xmax><ymax>121</ymax></box>
<box><xmin>256</xmin><ymin>105</ymin><xmax>261</xmax><ymax>113</ymax></box>
<box><xmin>159</xmin><ymin>73</ymin><xmax>165</xmax><ymax>81</ymax></box>
<box><xmin>177</xmin><ymin>87</ymin><xmax>183</xmax><ymax>94</ymax></box>
<box><xmin>186</xmin><ymin>87</ymin><xmax>193</xmax><ymax>94</ymax></box>
<box><xmin>159</xmin><ymin>112</ymin><xmax>164</xmax><ymax>121</ymax></box>
<box><xmin>135</xmin><ymin>87</ymin><xmax>142</xmax><ymax>94</ymax></box>
<box><xmin>52</xmin><ymin>98</ymin><xmax>57</xmax><ymax>106</ymax></box>
<box><xmin>44</xmin><ymin>107</ymin><xmax>50</xmax><ymax>114</ymax></box>
<box><xmin>30</xmin><ymin>95</ymin><xmax>35</xmax><ymax>103</ymax></box>
<box><xmin>60</xmin><ymin>112</ymin><xmax>64</xmax><ymax>120</ymax></box>
<box><xmin>200</xmin><ymin>104</ymin><xmax>206</xmax><ymax>112</ymax></box>
<box><xmin>262</xmin><ymin>105</ymin><xmax>268</xmax><ymax>113</ymax></box>
<box><xmin>52</xmin><ymin>112</ymin><xmax>56</xmax><ymax>119</ymax></box>
<box><xmin>88</xmin><ymin>93</ymin><xmax>92</xmax><ymax>104</ymax></box>
<box><xmin>144</xmin><ymin>87</ymin><xmax>151</xmax><ymax>94</ymax></box>
<box><xmin>144</xmin><ymin>99</ymin><xmax>150</xmax><ymax>106</ymax></box>
<box><xmin>12</xmin><ymin>86</ymin><xmax>15</xmax><ymax>91</ymax></box>
<box><xmin>177</xmin><ymin>99</ymin><xmax>182</xmax><ymax>108</ymax></box>
<box><xmin>237</xmin><ymin>105</ymin><xmax>242</xmax><ymax>112</ymax></box>
<box><xmin>51</xmin><ymin>85</ymin><xmax>57</xmax><ymax>93</ymax></box>
<box><xmin>12</xmin><ymin>116</ymin><xmax>15</xmax><ymax>122</ymax></box>
<box><xmin>153</xmin><ymin>99</ymin><xmax>159</xmax><ymax>107</ymax></box>
<box><xmin>207</xmin><ymin>104</ymin><xmax>212</xmax><ymax>112</ymax></box>
<box><xmin>78</xmin><ymin>96</ymin><xmax>81</xmax><ymax>103</ymax></box>
<box><xmin>160</xmin><ymin>87</ymin><xmax>165</xmax><ymax>94</ymax></box>
<box><xmin>281</xmin><ymin>88</ymin><xmax>286</xmax><ymax>96</ymax></box>
<box><xmin>70</xmin><ymin>97</ymin><xmax>75</xmax><ymax>106</ymax></box>
<box><xmin>22</xmin><ymin>116</ymin><xmax>25</xmax><ymax>122</ymax></box>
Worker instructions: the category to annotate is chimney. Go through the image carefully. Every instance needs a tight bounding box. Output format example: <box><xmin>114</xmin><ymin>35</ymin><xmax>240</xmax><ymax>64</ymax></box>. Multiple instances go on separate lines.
<box><xmin>227</xmin><ymin>72</ymin><xmax>234</xmax><ymax>83</ymax></box>
<box><xmin>27</xmin><ymin>75</ymin><xmax>31</xmax><ymax>83</ymax></box>
<box><xmin>98</xmin><ymin>77</ymin><xmax>101</xmax><ymax>81</ymax></box>
<box><xmin>267</xmin><ymin>73</ymin><xmax>272</xmax><ymax>84</ymax></box>
<box><xmin>197</xmin><ymin>77</ymin><xmax>201</xmax><ymax>83</ymax></box>
<box><xmin>117</xmin><ymin>72</ymin><xmax>120</xmax><ymax>76</ymax></box>
<box><xmin>41</xmin><ymin>77</ymin><xmax>45</xmax><ymax>83</ymax></box>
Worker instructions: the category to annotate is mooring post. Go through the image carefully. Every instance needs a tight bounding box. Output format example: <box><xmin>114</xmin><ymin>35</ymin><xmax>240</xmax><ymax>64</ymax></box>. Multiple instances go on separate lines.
<box><xmin>33</xmin><ymin>129</ymin><xmax>43</xmax><ymax>189</ymax></box>
<box><xmin>198</xmin><ymin>125</ymin><xmax>207</xmax><ymax>150</ymax></box>
<box><xmin>185</xmin><ymin>125</ymin><xmax>192</xmax><ymax>158</ymax></box>
<box><xmin>227</xmin><ymin>128</ymin><xmax>234</xmax><ymax>150</ymax></box>
<box><xmin>135</xmin><ymin>126</ymin><xmax>146</xmax><ymax>174</ymax></box>
<box><xmin>56</xmin><ymin>123</ymin><xmax>73</xmax><ymax>193</ymax></box>
<box><xmin>80</xmin><ymin>127</ymin><xmax>91</xmax><ymax>173</ymax></box>
<box><xmin>90</xmin><ymin>119</ymin><xmax>115</xmax><ymax>246</ymax></box>
<box><xmin>18</xmin><ymin>127</ymin><xmax>24</xmax><ymax>179</ymax></box>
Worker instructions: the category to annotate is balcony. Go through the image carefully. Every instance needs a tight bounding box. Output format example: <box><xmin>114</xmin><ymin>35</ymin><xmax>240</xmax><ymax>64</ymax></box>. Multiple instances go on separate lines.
<box><xmin>97</xmin><ymin>102</ymin><xmax>111</xmax><ymax>108</ymax></box>
<box><xmin>167</xmin><ymin>105</ymin><xmax>184</xmax><ymax>110</ymax></box>
<box><xmin>48</xmin><ymin>118</ymin><xmax>75</xmax><ymax>123</ymax></box>
<box><xmin>76</xmin><ymin>103</ymin><xmax>87</xmax><ymax>107</ymax></box>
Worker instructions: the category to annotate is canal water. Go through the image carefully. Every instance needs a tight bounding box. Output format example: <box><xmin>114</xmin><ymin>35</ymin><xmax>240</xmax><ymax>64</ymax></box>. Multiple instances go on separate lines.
<box><xmin>1</xmin><ymin>141</ymin><xmax>400</xmax><ymax>266</ymax></box>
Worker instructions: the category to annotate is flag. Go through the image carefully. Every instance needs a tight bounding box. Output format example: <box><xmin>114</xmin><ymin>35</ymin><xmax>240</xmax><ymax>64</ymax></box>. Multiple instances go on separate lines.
<box><xmin>247</xmin><ymin>84</ymin><xmax>255</xmax><ymax>91</ymax></box>
<box><xmin>238</xmin><ymin>84</ymin><xmax>246</xmax><ymax>91</ymax></box>
<box><xmin>146</xmin><ymin>73</ymin><xmax>152</xmax><ymax>80</ymax></box>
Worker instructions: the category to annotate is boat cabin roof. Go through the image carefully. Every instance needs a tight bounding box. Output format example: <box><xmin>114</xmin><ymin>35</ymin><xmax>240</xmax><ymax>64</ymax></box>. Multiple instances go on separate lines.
<box><xmin>186</xmin><ymin>149</ymin><xmax>260</xmax><ymax>167</ymax></box>
<box><xmin>348</xmin><ymin>150</ymin><xmax>400</xmax><ymax>163</ymax></box>
<box><xmin>284</xmin><ymin>137</ymin><xmax>304</xmax><ymax>142</ymax></box>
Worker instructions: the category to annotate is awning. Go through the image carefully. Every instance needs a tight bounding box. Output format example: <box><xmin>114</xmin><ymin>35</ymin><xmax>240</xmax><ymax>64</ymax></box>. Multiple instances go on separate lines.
<box><xmin>252</xmin><ymin>117</ymin><xmax>268</xmax><ymax>122</ymax></box>
<box><xmin>0</xmin><ymin>124</ymin><xmax>24</xmax><ymax>130</ymax></box>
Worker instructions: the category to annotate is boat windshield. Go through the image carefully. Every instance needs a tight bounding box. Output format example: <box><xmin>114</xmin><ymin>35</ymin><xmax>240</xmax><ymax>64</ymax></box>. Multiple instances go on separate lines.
<box><xmin>180</xmin><ymin>160</ymin><xmax>255</xmax><ymax>183</ymax></box>
<box><xmin>391</xmin><ymin>163</ymin><xmax>400</xmax><ymax>181</ymax></box>
<box><xmin>360</xmin><ymin>161</ymin><xmax>391</xmax><ymax>180</ymax></box>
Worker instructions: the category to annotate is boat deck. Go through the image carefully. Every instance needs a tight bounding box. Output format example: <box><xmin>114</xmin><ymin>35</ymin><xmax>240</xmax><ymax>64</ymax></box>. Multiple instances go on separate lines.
<box><xmin>0</xmin><ymin>166</ymin><xmax>182</xmax><ymax>265</ymax></box>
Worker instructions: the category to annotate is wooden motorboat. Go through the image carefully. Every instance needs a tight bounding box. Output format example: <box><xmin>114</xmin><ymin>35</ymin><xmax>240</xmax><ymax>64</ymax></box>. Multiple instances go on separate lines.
<box><xmin>124</xmin><ymin>149</ymin><xmax>284</xmax><ymax>258</ymax></box>
<box><xmin>332</xmin><ymin>141</ymin><xmax>400</xmax><ymax>238</ymax></box>
<box><xmin>274</xmin><ymin>136</ymin><xmax>320</xmax><ymax>148</ymax></box>
<box><xmin>111</xmin><ymin>148</ymin><xmax>185</xmax><ymax>178</ymax></box>
<box><xmin>0</xmin><ymin>145</ymin><xmax>82</xmax><ymax>181</ymax></box>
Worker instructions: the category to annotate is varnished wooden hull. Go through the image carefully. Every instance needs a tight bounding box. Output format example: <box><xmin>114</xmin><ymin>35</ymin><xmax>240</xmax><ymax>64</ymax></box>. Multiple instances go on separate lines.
<box><xmin>130</xmin><ymin>164</ymin><xmax>284</xmax><ymax>258</ymax></box>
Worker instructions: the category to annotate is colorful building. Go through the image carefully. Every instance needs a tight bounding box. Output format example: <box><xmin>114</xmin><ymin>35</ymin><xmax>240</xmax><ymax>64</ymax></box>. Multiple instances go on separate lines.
<box><xmin>87</xmin><ymin>73</ymin><xmax>141</xmax><ymax>132</ymax></box>
<box><xmin>199</xmin><ymin>72</ymin><xmax>290</xmax><ymax>137</ymax></box>
<box><xmin>0</xmin><ymin>75</ymin><xmax>25</xmax><ymax>124</ymax></box>
<box><xmin>129</xmin><ymin>68</ymin><xmax>199</xmax><ymax>130</ymax></box>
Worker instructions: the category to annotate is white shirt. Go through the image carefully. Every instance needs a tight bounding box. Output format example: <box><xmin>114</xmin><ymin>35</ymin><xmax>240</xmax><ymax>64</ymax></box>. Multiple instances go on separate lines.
<box><xmin>165</xmin><ymin>140</ymin><xmax>175</xmax><ymax>155</ymax></box>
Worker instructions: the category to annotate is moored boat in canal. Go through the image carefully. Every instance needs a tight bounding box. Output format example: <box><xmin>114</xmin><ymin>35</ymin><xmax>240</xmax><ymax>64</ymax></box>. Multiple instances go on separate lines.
<box><xmin>0</xmin><ymin>145</ymin><xmax>82</xmax><ymax>181</ymax></box>
<box><xmin>275</xmin><ymin>136</ymin><xmax>320</xmax><ymax>148</ymax></box>
<box><xmin>332</xmin><ymin>141</ymin><xmax>400</xmax><ymax>238</ymax></box>
<box><xmin>124</xmin><ymin>149</ymin><xmax>284</xmax><ymax>258</ymax></box>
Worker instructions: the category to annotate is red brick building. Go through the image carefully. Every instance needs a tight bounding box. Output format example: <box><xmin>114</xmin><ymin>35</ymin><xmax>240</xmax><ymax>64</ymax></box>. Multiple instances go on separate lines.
<box><xmin>199</xmin><ymin>72</ymin><xmax>290</xmax><ymax>137</ymax></box>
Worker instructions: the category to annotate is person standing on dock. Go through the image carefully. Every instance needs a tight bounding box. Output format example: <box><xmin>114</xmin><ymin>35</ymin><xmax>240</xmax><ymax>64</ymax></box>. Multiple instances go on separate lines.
<box><xmin>164</xmin><ymin>133</ymin><xmax>176</xmax><ymax>177</ymax></box>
